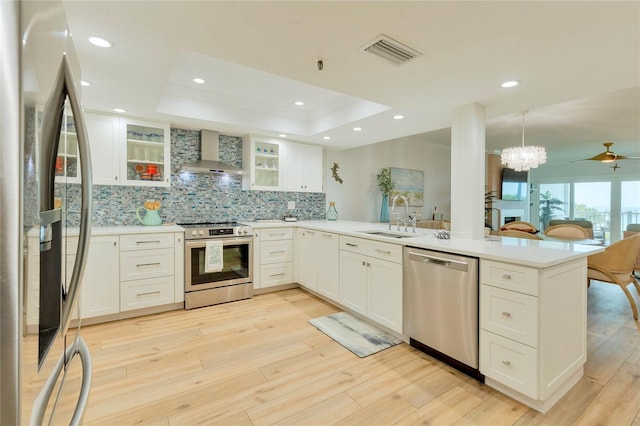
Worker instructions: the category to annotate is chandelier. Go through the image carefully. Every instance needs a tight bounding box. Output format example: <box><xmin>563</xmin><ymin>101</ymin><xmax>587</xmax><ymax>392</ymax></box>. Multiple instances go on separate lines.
<box><xmin>500</xmin><ymin>111</ymin><xmax>547</xmax><ymax>172</ymax></box>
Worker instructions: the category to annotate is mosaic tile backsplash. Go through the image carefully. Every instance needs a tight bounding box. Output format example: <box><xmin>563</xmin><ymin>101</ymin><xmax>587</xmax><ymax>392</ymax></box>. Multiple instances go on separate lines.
<box><xmin>60</xmin><ymin>129</ymin><xmax>326</xmax><ymax>226</ymax></box>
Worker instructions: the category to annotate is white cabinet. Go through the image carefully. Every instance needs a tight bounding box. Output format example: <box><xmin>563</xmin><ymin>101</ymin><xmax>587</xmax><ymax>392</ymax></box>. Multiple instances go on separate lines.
<box><xmin>339</xmin><ymin>250</ymin><xmax>368</xmax><ymax>315</ymax></box>
<box><xmin>282</xmin><ymin>142</ymin><xmax>323</xmax><ymax>192</ymax></box>
<box><xmin>119</xmin><ymin>233</ymin><xmax>176</xmax><ymax>311</ymax></box>
<box><xmin>339</xmin><ymin>236</ymin><xmax>403</xmax><ymax>333</ymax></box>
<box><xmin>122</xmin><ymin>119</ymin><xmax>171</xmax><ymax>187</ymax></box>
<box><xmin>253</xmin><ymin>228</ymin><xmax>294</xmax><ymax>289</ymax></box>
<box><xmin>86</xmin><ymin>112</ymin><xmax>120</xmax><ymax>185</ymax></box>
<box><xmin>80</xmin><ymin>235</ymin><xmax>119</xmax><ymax>318</ymax></box>
<box><xmin>295</xmin><ymin>228</ymin><xmax>318</xmax><ymax>290</ymax></box>
<box><xmin>368</xmin><ymin>257</ymin><xmax>403</xmax><ymax>331</ymax></box>
<box><xmin>242</xmin><ymin>135</ymin><xmax>323</xmax><ymax>192</ymax></box>
<box><xmin>36</xmin><ymin>105</ymin><xmax>81</xmax><ymax>184</ymax></box>
<box><xmin>479</xmin><ymin>258</ymin><xmax>587</xmax><ymax>412</ymax></box>
<box><xmin>295</xmin><ymin>229</ymin><xmax>339</xmax><ymax>298</ymax></box>
<box><xmin>316</xmin><ymin>231</ymin><xmax>340</xmax><ymax>299</ymax></box>
<box><xmin>242</xmin><ymin>136</ymin><xmax>282</xmax><ymax>190</ymax></box>
<box><xmin>25</xmin><ymin>229</ymin><xmax>184</xmax><ymax>329</ymax></box>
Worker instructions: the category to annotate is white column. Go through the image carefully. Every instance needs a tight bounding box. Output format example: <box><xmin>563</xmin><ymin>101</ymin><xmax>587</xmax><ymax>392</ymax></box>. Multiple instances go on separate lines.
<box><xmin>451</xmin><ymin>103</ymin><xmax>486</xmax><ymax>240</ymax></box>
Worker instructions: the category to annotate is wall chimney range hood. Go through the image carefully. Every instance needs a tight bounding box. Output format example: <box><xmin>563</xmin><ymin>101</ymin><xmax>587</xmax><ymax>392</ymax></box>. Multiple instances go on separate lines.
<box><xmin>180</xmin><ymin>130</ymin><xmax>244</xmax><ymax>175</ymax></box>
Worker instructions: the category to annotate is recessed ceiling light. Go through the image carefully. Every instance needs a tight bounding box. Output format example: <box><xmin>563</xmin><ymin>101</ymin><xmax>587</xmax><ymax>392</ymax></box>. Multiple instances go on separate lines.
<box><xmin>113</xmin><ymin>108</ymin><xmax>126</xmax><ymax>113</ymax></box>
<box><xmin>353</xmin><ymin>127</ymin><xmax>362</xmax><ymax>132</ymax></box>
<box><xmin>88</xmin><ymin>36</ymin><xmax>113</xmax><ymax>48</ymax></box>
<box><xmin>294</xmin><ymin>101</ymin><xmax>305</xmax><ymax>106</ymax></box>
<box><xmin>322</xmin><ymin>136</ymin><xmax>331</xmax><ymax>140</ymax></box>
<box><xmin>279</xmin><ymin>134</ymin><xmax>287</xmax><ymax>138</ymax></box>
<box><xmin>393</xmin><ymin>115</ymin><xmax>404</xmax><ymax>120</ymax></box>
<box><xmin>81</xmin><ymin>80</ymin><xmax>90</xmax><ymax>87</ymax></box>
<box><xmin>501</xmin><ymin>80</ymin><xmax>519</xmax><ymax>88</ymax></box>
<box><xmin>193</xmin><ymin>78</ymin><xmax>205</xmax><ymax>84</ymax></box>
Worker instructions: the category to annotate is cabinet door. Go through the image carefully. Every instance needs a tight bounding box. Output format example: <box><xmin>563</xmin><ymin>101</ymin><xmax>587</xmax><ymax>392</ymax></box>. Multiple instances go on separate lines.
<box><xmin>297</xmin><ymin>229</ymin><xmax>318</xmax><ymax>290</ymax></box>
<box><xmin>316</xmin><ymin>232</ymin><xmax>339</xmax><ymax>299</ymax></box>
<box><xmin>37</xmin><ymin>106</ymin><xmax>81</xmax><ymax>184</ymax></box>
<box><xmin>86</xmin><ymin>112</ymin><xmax>120</xmax><ymax>185</ymax></box>
<box><xmin>122</xmin><ymin>119</ymin><xmax>171</xmax><ymax>187</ymax></box>
<box><xmin>80</xmin><ymin>235</ymin><xmax>119</xmax><ymax>318</ymax></box>
<box><xmin>282</xmin><ymin>142</ymin><xmax>323</xmax><ymax>192</ymax></box>
<box><xmin>368</xmin><ymin>257</ymin><xmax>403</xmax><ymax>333</ymax></box>
<box><xmin>242</xmin><ymin>136</ymin><xmax>282</xmax><ymax>190</ymax></box>
<box><xmin>339</xmin><ymin>251</ymin><xmax>367</xmax><ymax>315</ymax></box>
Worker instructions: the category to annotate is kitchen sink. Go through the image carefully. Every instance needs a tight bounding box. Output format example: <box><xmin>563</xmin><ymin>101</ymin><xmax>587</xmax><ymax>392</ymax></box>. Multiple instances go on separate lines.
<box><xmin>358</xmin><ymin>230</ymin><xmax>420</xmax><ymax>239</ymax></box>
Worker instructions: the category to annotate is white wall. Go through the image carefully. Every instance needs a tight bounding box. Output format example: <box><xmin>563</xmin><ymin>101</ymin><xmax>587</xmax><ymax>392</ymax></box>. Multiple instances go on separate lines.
<box><xmin>323</xmin><ymin>137</ymin><xmax>451</xmax><ymax>223</ymax></box>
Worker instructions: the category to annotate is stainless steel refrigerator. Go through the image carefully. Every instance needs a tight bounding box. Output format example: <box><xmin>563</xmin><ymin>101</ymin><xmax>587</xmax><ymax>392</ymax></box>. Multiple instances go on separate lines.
<box><xmin>1</xmin><ymin>1</ymin><xmax>93</xmax><ymax>424</ymax></box>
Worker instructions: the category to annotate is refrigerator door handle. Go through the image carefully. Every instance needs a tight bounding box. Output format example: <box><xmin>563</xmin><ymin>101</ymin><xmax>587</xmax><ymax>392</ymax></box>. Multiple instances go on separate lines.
<box><xmin>41</xmin><ymin>55</ymin><xmax>93</xmax><ymax>333</ymax></box>
<box><xmin>30</xmin><ymin>336</ymin><xmax>92</xmax><ymax>426</ymax></box>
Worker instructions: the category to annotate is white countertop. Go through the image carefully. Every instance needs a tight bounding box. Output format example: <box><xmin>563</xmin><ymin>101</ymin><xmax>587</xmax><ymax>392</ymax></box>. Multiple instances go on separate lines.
<box><xmin>28</xmin><ymin>223</ymin><xmax>185</xmax><ymax>237</ymax></box>
<box><xmin>89</xmin><ymin>224</ymin><xmax>184</xmax><ymax>235</ymax></box>
<box><xmin>245</xmin><ymin>219</ymin><xmax>604</xmax><ymax>269</ymax></box>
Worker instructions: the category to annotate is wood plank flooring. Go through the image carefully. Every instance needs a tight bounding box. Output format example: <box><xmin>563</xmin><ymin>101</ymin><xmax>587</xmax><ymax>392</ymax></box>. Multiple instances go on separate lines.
<box><xmin>25</xmin><ymin>280</ymin><xmax>640</xmax><ymax>425</ymax></box>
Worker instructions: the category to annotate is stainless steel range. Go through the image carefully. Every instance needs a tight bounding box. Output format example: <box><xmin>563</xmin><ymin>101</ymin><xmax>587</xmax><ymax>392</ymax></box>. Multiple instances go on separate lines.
<box><xmin>178</xmin><ymin>222</ymin><xmax>253</xmax><ymax>309</ymax></box>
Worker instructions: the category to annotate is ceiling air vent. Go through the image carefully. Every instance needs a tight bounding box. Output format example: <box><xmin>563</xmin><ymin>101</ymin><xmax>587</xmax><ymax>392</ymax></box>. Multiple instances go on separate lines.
<box><xmin>361</xmin><ymin>34</ymin><xmax>422</xmax><ymax>65</ymax></box>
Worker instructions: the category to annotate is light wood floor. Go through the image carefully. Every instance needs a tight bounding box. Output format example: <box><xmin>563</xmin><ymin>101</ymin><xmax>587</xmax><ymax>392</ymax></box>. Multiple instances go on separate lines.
<box><xmin>28</xmin><ymin>280</ymin><xmax>640</xmax><ymax>425</ymax></box>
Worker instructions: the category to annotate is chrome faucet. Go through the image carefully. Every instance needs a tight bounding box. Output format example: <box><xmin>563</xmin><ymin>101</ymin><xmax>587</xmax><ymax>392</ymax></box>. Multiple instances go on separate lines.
<box><xmin>390</xmin><ymin>194</ymin><xmax>409</xmax><ymax>231</ymax></box>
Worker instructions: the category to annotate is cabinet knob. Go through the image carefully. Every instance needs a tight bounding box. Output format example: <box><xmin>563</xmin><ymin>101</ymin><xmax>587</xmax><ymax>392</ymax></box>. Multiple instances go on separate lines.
<box><xmin>501</xmin><ymin>360</ymin><xmax>511</xmax><ymax>366</ymax></box>
<box><xmin>501</xmin><ymin>311</ymin><xmax>511</xmax><ymax>318</ymax></box>
<box><xmin>502</xmin><ymin>274</ymin><xmax>512</xmax><ymax>280</ymax></box>
<box><xmin>115</xmin><ymin>176</ymin><xmax>118</xmax><ymax>181</ymax></box>
<box><xmin>362</xmin><ymin>261</ymin><xmax>366</xmax><ymax>266</ymax></box>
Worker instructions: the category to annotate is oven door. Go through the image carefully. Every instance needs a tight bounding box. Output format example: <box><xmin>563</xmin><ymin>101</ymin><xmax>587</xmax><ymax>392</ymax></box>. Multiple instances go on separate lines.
<box><xmin>185</xmin><ymin>237</ymin><xmax>253</xmax><ymax>292</ymax></box>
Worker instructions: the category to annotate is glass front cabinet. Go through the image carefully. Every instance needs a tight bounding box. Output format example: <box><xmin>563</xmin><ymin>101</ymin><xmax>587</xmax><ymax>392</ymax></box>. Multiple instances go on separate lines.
<box><xmin>123</xmin><ymin>120</ymin><xmax>170</xmax><ymax>187</ymax></box>
<box><xmin>242</xmin><ymin>136</ymin><xmax>282</xmax><ymax>190</ymax></box>
<box><xmin>37</xmin><ymin>105</ymin><xmax>81</xmax><ymax>184</ymax></box>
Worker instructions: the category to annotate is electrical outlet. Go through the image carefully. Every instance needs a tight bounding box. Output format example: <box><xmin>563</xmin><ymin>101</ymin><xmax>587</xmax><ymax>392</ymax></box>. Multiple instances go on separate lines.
<box><xmin>287</xmin><ymin>201</ymin><xmax>295</xmax><ymax>210</ymax></box>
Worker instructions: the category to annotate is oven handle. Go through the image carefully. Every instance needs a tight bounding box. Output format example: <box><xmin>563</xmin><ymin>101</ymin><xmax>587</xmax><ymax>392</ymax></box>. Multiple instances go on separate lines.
<box><xmin>185</xmin><ymin>236</ymin><xmax>253</xmax><ymax>249</ymax></box>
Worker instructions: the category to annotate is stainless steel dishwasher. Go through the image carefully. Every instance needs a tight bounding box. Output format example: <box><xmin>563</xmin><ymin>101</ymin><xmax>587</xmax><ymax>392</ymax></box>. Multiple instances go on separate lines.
<box><xmin>403</xmin><ymin>246</ymin><xmax>482</xmax><ymax>381</ymax></box>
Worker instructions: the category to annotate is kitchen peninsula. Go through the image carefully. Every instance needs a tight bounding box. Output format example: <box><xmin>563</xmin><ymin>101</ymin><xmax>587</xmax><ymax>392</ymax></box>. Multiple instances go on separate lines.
<box><xmin>250</xmin><ymin>219</ymin><xmax>604</xmax><ymax>413</ymax></box>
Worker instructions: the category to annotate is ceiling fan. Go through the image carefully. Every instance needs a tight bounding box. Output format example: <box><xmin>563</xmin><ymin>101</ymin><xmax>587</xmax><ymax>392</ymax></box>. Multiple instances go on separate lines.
<box><xmin>572</xmin><ymin>142</ymin><xmax>640</xmax><ymax>163</ymax></box>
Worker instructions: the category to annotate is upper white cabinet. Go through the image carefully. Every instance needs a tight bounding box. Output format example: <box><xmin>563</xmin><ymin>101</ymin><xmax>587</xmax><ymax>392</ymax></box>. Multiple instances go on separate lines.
<box><xmin>122</xmin><ymin>119</ymin><xmax>170</xmax><ymax>187</ymax></box>
<box><xmin>242</xmin><ymin>136</ymin><xmax>282</xmax><ymax>190</ymax></box>
<box><xmin>84</xmin><ymin>112</ymin><xmax>170</xmax><ymax>187</ymax></box>
<box><xmin>86</xmin><ymin>112</ymin><xmax>120</xmax><ymax>185</ymax></box>
<box><xmin>282</xmin><ymin>142</ymin><xmax>323</xmax><ymax>192</ymax></box>
<box><xmin>36</xmin><ymin>105</ymin><xmax>81</xmax><ymax>184</ymax></box>
<box><xmin>243</xmin><ymin>135</ymin><xmax>323</xmax><ymax>192</ymax></box>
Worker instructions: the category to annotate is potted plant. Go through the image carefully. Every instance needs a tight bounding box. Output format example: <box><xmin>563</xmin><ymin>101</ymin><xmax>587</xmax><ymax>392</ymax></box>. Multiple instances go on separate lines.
<box><xmin>539</xmin><ymin>190</ymin><xmax>565</xmax><ymax>230</ymax></box>
<box><xmin>376</xmin><ymin>168</ymin><xmax>395</xmax><ymax>222</ymax></box>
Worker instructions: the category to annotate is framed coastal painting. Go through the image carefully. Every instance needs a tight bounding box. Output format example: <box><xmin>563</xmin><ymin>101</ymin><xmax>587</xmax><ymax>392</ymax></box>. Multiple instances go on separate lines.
<box><xmin>389</xmin><ymin>167</ymin><xmax>424</xmax><ymax>207</ymax></box>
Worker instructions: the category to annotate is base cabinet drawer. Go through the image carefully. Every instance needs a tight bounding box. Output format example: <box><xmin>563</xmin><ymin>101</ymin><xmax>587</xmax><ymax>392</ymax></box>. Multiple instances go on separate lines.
<box><xmin>481</xmin><ymin>260</ymin><xmax>538</xmax><ymax>296</ymax></box>
<box><xmin>120</xmin><ymin>233</ymin><xmax>174</xmax><ymax>251</ymax></box>
<box><xmin>120</xmin><ymin>248</ymin><xmax>174</xmax><ymax>281</ymax></box>
<box><xmin>480</xmin><ymin>330</ymin><xmax>538</xmax><ymax>398</ymax></box>
<box><xmin>260</xmin><ymin>240</ymin><xmax>293</xmax><ymax>264</ymax></box>
<box><xmin>260</xmin><ymin>263</ymin><xmax>293</xmax><ymax>287</ymax></box>
<box><xmin>481</xmin><ymin>285</ymin><xmax>538</xmax><ymax>347</ymax></box>
<box><xmin>121</xmin><ymin>276</ymin><xmax>174</xmax><ymax>311</ymax></box>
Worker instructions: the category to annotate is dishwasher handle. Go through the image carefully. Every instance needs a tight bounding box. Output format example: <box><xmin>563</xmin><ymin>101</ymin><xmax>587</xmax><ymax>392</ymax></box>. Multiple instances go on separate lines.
<box><xmin>408</xmin><ymin>251</ymin><xmax>469</xmax><ymax>272</ymax></box>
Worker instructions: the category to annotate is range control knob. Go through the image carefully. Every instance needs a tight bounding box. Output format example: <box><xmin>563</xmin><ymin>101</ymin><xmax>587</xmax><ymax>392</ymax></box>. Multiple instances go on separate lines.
<box><xmin>237</xmin><ymin>226</ymin><xmax>246</xmax><ymax>235</ymax></box>
<box><xmin>191</xmin><ymin>230</ymin><xmax>198</xmax><ymax>236</ymax></box>
<box><xmin>198</xmin><ymin>230</ymin><xmax>204</xmax><ymax>236</ymax></box>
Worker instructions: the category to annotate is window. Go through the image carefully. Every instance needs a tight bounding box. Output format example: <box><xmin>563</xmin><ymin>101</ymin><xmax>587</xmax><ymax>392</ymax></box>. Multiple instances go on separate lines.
<box><xmin>539</xmin><ymin>183</ymin><xmax>570</xmax><ymax>229</ymax></box>
<box><xmin>621</xmin><ymin>181</ymin><xmax>640</xmax><ymax>237</ymax></box>
<box><xmin>574</xmin><ymin>182</ymin><xmax>610</xmax><ymax>244</ymax></box>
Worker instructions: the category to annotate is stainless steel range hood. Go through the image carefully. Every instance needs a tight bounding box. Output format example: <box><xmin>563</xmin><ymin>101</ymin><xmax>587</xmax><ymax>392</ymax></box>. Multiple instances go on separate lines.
<box><xmin>180</xmin><ymin>130</ymin><xmax>244</xmax><ymax>175</ymax></box>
